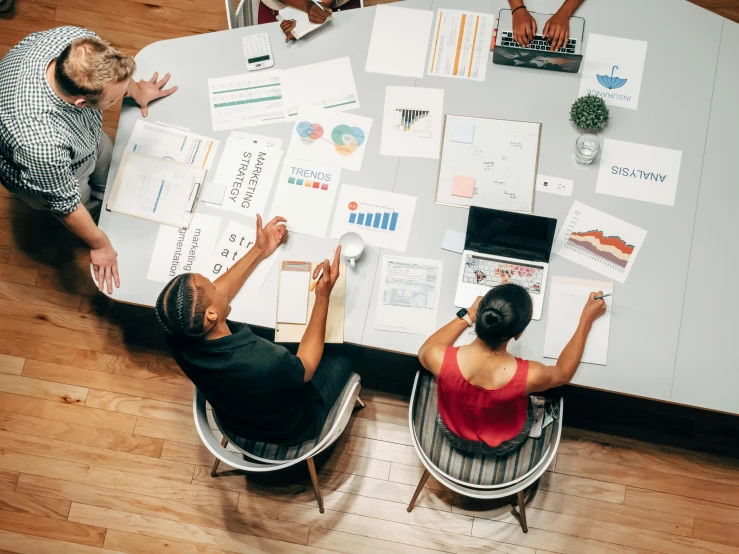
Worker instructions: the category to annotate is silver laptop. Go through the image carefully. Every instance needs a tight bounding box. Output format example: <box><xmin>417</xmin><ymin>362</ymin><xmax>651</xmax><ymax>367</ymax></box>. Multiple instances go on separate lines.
<box><xmin>496</xmin><ymin>9</ymin><xmax>585</xmax><ymax>54</ymax></box>
<box><xmin>454</xmin><ymin>207</ymin><xmax>557</xmax><ymax>320</ymax></box>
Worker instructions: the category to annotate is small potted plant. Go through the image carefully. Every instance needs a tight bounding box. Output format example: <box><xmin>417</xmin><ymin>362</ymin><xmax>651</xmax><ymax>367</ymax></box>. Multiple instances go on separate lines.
<box><xmin>569</xmin><ymin>95</ymin><xmax>609</xmax><ymax>164</ymax></box>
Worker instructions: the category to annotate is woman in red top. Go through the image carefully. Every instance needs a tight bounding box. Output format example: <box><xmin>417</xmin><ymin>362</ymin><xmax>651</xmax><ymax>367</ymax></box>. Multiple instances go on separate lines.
<box><xmin>418</xmin><ymin>284</ymin><xmax>606</xmax><ymax>456</ymax></box>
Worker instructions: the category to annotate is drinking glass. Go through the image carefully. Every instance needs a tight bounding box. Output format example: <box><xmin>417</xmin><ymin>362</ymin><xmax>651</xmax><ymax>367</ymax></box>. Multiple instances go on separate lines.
<box><xmin>575</xmin><ymin>134</ymin><xmax>600</xmax><ymax>164</ymax></box>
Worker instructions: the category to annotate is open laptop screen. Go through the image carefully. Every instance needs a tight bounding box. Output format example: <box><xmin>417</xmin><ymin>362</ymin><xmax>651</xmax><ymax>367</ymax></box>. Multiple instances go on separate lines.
<box><xmin>465</xmin><ymin>207</ymin><xmax>557</xmax><ymax>263</ymax></box>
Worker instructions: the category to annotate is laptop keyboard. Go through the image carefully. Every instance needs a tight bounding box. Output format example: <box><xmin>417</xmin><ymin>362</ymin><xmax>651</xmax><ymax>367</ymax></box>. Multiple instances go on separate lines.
<box><xmin>462</xmin><ymin>254</ymin><xmax>544</xmax><ymax>295</ymax></box>
<box><xmin>500</xmin><ymin>31</ymin><xmax>577</xmax><ymax>54</ymax></box>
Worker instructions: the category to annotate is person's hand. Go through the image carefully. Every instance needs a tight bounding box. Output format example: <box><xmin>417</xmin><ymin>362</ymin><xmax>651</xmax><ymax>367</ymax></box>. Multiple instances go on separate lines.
<box><xmin>543</xmin><ymin>10</ymin><xmax>570</xmax><ymax>52</ymax></box>
<box><xmin>306</xmin><ymin>1</ymin><xmax>332</xmax><ymax>24</ymax></box>
<box><xmin>314</xmin><ymin>245</ymin><xmax>341</xmax><ymax>299</ymax></box>
<box><xmin>581</xmin><ymin>291</ymin><xmax>607</xmax><ymax>325</ymax></box>
<box><xmin>255</xmin><ymin>214</ymin><xmax>288</xmax><ymax>257</ymax></box>
<box><xmin>128</xmin><ymin>72</ymin><xmax>178</xmax><ymax>117</ymax></box>
<box><xmin>512</xmin><ymin>7</ymin><xmax>536</xmax><ymax>47</ymax></box>
<box><xmin>468</xmin><ymin>296</ymin><xmax>483</xmax><ymax>323</ymax></box>
<box><xmin>91</xmin><ymin>241</ymin><xmax>120</xmax><ymax>294</ymax></box>
<box><xmin>280</xmin><ymin>19</ymin><xmax>297</xmax><ymax>41</ymax></box>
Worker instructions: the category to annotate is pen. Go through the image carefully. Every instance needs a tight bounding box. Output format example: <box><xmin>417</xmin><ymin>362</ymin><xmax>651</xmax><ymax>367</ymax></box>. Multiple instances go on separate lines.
<box><xmin>593</xmin><ymin>293</ymin><xmax>612</xmax><ymax>300</ymax></box>
<box><xmin>311</xmin><ymin>0</ymin><xmax>326</xmax><ymax>11</ymax></box>
<box><xmin>309</xmin><ymin>251</ymin><xmax>335</xmax><ymax>292</ymax></box>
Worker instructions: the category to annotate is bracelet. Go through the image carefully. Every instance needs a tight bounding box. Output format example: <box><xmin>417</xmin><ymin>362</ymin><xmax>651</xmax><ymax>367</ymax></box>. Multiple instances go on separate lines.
<box><xmin>511</xmin><ymin>5</ymin><xmax>526</xmax><ymax>14</ymax></box>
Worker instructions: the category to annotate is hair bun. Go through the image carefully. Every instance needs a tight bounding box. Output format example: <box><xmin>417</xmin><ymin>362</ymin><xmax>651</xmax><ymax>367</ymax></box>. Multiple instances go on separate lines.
<box><xmin>480</xmin><ymin>307</ymin><xmax>503</xmax><ymax>327</ymax></box>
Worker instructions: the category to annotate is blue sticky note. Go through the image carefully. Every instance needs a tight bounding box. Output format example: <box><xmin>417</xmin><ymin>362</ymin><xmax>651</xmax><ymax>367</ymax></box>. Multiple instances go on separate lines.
<box><xmin>451</xmin><ymin>121</ymin><xmax>475</xmax><ymax>144</ymax></box>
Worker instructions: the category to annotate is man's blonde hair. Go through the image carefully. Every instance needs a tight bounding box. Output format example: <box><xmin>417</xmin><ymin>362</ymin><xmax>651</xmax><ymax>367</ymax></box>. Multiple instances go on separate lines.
<box><xmin>54</xmin><ymin>37</ymin><xmax>136</xmax><ymax>102</ymax></box>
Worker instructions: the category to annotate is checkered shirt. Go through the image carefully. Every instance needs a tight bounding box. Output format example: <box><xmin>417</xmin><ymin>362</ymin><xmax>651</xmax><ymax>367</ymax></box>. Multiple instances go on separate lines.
<box><xmin>0</xmin><ymin>26</ymin><xmax>103</xmax><ymax>214</ymax></box>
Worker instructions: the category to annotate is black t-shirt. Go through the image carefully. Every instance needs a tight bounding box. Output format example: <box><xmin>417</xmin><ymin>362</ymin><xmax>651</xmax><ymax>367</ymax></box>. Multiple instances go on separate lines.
<box><xmin>169</xmin><ymin>321</ymin><xmax>321</xmax><ymax>445</ymax></box>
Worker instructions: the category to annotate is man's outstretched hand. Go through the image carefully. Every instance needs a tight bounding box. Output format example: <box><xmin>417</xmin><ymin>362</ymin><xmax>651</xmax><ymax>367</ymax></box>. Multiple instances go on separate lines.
<box><xmin>127</xmin><ymin>72</ymin><xmax>178</xmax><ymax>117</ymax></box>
<box><xmin>91</xmin><ymin>240</ymin><xmax>120</xmax><ymax>294</ymax></box>
<box><xmin>255</xmin><ymin>214</ymin><xmax>288</xmax><ymax>257</ymax></box>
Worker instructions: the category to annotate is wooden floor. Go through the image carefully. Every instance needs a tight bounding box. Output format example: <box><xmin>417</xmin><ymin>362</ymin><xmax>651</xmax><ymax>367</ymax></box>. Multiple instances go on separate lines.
<box><xmin>1</xmin><ymin>1</ymin><xmax>739</xmax><ymax>552</ymax></box>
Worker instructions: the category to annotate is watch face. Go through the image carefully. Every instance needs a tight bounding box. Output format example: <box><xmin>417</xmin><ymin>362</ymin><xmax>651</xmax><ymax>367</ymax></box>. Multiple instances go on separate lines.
<box><xmin>456</xmin><ymin>308</ymin><xmax>468</xmax><ymax>318</ymax></box>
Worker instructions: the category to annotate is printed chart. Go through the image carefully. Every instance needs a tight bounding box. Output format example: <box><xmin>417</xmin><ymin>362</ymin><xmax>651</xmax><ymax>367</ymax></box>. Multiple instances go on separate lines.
<box><xmin>380</xmin><ymin>87</ymin><xmax>444</xmax><ymax>159</ymax></box>
<box><xmin>330</xmin><ymin>184</ymin><xmax>416</xmax><ymax>252</ymax></box>
<box><xmin>427</xmin><ymin>9</ymin><xmax>495</xmax><ymax>81</ymax></box>
<box><xmin>555</xmin><ymin>201</ymin><xmax>647</xmax><ymax>283</ymax></box>
<box><xmin>287</xmin><ymin>107</ymin><xmax>373</xmax><ymax>171</ymax></box>
<box><xmin>208</xmin><ymin>70</ymin><xmax>287</xmax><ymax>131</ymax></box>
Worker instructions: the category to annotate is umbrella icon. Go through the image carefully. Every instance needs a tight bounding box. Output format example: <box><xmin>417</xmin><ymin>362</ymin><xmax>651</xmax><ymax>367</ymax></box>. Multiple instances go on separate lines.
<box><xmin>596</xmin><ymin>65</ymin><xmax>627</xmax><ymax>89</ymax></box>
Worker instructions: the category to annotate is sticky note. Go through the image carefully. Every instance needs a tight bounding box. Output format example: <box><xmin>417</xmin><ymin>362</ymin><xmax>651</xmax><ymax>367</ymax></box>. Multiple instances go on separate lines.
<box><xmin>441</xmin><ymin>229</ymin><xmax>465</xmax><ymax>254</ymax></box>
<box><xmin>451</xmin><ymin>176</ymin><xmax>475</xmax><ymax>198</ymax></box>
<box><xmin>451</xmin><ymin>121</ymin><xmax>475</xmax><ymax>144</ymax></box>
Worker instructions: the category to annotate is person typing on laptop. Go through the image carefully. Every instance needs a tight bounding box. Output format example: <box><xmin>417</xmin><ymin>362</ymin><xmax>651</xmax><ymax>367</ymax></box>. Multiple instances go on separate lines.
<box><xmin>508</xmin><ymin>0</ymin><xmax>585</xmax><ymax>51</ymax></box>
<box><xmin>155</xmin><ymin>215</ymin><xmax>352</xmax><ymax>447</ymax></box>
<box><xmin>418</xmin><ymin>283</ymin><xmax>605</xmax><ymax>456</ymax></box>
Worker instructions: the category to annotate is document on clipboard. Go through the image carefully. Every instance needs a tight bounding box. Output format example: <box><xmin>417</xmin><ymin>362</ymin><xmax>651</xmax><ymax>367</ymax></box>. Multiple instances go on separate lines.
<box><xmin>107</xmin><ymin>151</ymin><xmax>206</xmax><ymax>228</ymax></box>
<box><xmin>275</xmin><ymin>261</ymin><xmax>346</xmax><ymax>343</ymax></box>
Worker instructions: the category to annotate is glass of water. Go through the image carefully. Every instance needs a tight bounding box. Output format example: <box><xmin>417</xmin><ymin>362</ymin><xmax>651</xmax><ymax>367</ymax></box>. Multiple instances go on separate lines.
<box><xmin>575</xmin><ymin>134</ymin><xmax>600</xmax><ymax>164</ymax></box>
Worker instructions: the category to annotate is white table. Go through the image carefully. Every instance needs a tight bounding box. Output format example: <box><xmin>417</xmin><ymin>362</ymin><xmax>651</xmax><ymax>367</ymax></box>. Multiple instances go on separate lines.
<box><xmin>99</xmin><ymin>0</ymin><xmax>739</xmax><ymax>414</ymax></box>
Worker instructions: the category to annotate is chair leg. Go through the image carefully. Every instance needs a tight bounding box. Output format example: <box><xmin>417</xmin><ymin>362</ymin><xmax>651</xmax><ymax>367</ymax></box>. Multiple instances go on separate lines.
<box><xmin>407</xmin><ymin>468</ymin><xmax>430</xmax><ymax>512</ymax></box>
<box><xmin>516</xmin><ymin>489</ymin><xmax>529</xmax><ymax>533</ymax></box>
<box><xmin>355</xmin><ymin>396</ymin><xmax>366</xmax><ymax>409</ymax></box>
<box><xmin>306</xmin><ymin>457</ymin><xmax>324</xmax><ymax>514</ymax></box>
<box><xmin>210</xmin><ymin>437</ymin><xmax>228</xmax><ymax>477</ymax></box>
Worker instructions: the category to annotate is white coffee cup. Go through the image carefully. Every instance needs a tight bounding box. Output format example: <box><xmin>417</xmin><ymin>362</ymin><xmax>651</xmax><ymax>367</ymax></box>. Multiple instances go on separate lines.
<box><xmin>339</xmin><ymin>232</ymin><xmax>364</xmax><ymax>269</ymax></box>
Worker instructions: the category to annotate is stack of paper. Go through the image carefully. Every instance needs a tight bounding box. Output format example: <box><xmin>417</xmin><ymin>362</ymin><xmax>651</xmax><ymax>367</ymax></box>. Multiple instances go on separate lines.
<box><xmin>125</xmin><ymin>120</ymin><xmax>220</xmax><ymax>170</ymax></box>
<box><xmin>202</xmin><ymin>134</ymin><xmax>283</xmax><ymax>217</ymax></box>
<box><xmin>543</xmin><ymin>277</ymin><xmax>614</xmax><ymax>365</ymax></box>
<box><xmin>276</xmin><ymin>261</ymin><xmax>311</xmax><ymax>324</ymax></box>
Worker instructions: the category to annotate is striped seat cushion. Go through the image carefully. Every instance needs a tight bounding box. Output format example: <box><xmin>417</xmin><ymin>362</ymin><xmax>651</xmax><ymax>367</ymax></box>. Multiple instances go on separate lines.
<box><xmin>215</xmin><ymin>372</ymin><xmax>360</xmax><ymax>462</ymax></box>
<box><xmin>413</xmin><ymin>372</ymin><xmax>555</xmax><ymax>487</ymax></box>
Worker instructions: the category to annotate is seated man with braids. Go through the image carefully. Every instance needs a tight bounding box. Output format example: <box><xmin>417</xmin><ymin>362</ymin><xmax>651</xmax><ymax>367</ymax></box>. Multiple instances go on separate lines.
<box><xmin>156</xmin><ymin>215</ymin><xmax>351</xmax><ymax>446</ymax></box>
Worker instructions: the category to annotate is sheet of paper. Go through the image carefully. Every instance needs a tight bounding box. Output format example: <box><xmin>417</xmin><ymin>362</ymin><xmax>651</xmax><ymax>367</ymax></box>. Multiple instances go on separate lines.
<box><xmin>375</xmin><ymin>256</ymin><xmax>443</xmax><ymax>334</ymax></box>
<box><xmin>208</xmin><ymin>136</ymin><xmax>282</xmax><ymax>216</ymax></box>
<box><xmin>555</xmin><ymin>201</ymin><xmax>647</xmax><ymax>283</ymax></box>
<box><xmin>596</xmin><ymin>139</ymin><xmax>682</xmax><ymax>206</ymax></box>
<box><xmin>451</xmin><ymin>121</ymin><xmax>475</xmax><ymax>143</ymax></box>
<box><xmin>578</xmin><ymin>34</ymin><xmax>648</xmax><ymax>110</ymax></box>
<box><xmin>441</xmin><ymin>229</ymin><xmax>465</xmax><ymax>254</ymax></box>
<box><xmin>276</xmin><ymin>261</ymin><xmax>310</xmax><ymax>324</ymax></box>
<box><xmin>544</xmin><ymin>277</ymin><xmax>613</xmax><ymax>365</ymax></box>
<box><xmin>287</xmin><ymin>107</ymin><xmax>373</xmax><ymax>172</ymax></box>
<box><xmin>277</xmin><ymin>6</ymin><xmax>331</xmax><ymax>39</ymax></box>
<box><xmin>536</xmin><ymin>174</ymin><xmax>573</xmax><ymax>196</ymax></box>
<box><xmin>108</xmin><ymin>151</ymin><xmax>205</xmax><ymax>227</ymax></box>
<box><xmin>330</xmin><ymin>184</ymin><xmax>417</xmax><ymax>252</ymax></box>
<box><xmin>436</xmin><ymin>115</ymin><xmax>540</xmax><ymax>213</ymax></box>
<box><xmin>203</xmin><ymin>219</ymin><xmax>279</xmax><ymax>294</ymax></box>
<box><xmin>269</xmin><ymin>157</ymin><xmax>341</xmax><ymax>238</ymax></box>
<box><xmin>146</xmin><ymin>213</ymin><xmax>221</xmax><ymax>282</ymax></box>
<box><xmin>282</xmin><ymin>57</ymin><xmax>359</xmax><ymax>119</ymax></box>
<box><xmin>126</xmin><ymin>121</ymin><xmax>220</xmax><ymax>171</ymax></box>
<box><xmin>229</xmin><ymin>131</ymin><xmax>283</xmax><ymax>151</ymax></box>
<box><xmin>427</xmin><ymin>9</ymin><xmax>495</xmax><ymax>81</ymax></box>
<box><xmin>208</xmin><ymin>71</ymin><xmax>287</xmax><ymax>131</ymax></box>
<box><xmin>365</xmin><ymin>5</ymin><xmax>434</xmax><ymax>78</ymax></box>
<box><xmin>380</xmin><ymin>87</ymin><xmax>444</xmax><ymax>159</ymax></box>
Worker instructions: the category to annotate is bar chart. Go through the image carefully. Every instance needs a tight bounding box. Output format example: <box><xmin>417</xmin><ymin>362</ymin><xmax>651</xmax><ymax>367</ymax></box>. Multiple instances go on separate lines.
<box><xmin>395</xmin><ymin>109</ymin><xmax>430</xmax><ymax>131</ymax></box>
<box><xmin>348</xmin><ymin>203</ymin><xmax>399</xmax><ymax>232</ymax></box>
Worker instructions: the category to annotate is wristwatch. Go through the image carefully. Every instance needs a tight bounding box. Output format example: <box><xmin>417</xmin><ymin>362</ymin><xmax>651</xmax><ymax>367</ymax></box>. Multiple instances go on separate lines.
<box><xmin>456</xmin><ymin>308</ymin><xmax>473</xmax><ymax>326</ymax></box>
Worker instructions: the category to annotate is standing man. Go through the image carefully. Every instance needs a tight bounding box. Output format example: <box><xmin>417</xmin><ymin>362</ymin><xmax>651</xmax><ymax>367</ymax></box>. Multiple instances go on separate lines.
<box><xmin>0</xmin><ymin>26</ymin><xmax>177</xmax><ymax>293</ymax></box>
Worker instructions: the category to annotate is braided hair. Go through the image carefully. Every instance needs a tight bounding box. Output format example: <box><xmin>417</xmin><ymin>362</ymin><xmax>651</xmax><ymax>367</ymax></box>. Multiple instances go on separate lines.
<box><xmin>475</xmin><ymin>283</ymin><xmax>533</xmax><ymax>349</ymax></box>
<box><xmin>155</xmin><ymin>274</ymin><xmax>208</xmax><ymax>339</ymax></box>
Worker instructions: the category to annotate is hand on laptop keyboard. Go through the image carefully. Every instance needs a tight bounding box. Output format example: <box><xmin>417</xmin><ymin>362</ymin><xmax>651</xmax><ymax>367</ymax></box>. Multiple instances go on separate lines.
<box><xmin>542</xmin><ymin>9</ymin><xmax>571</xmax><ymax>52</ymax></box>
<box><xmin>511</xmin><ymin>5</ymin><xmax>537</xmax><ymax>48</ymax></box>
<box><xmin>501</xmin><ymin>31</ymin><xmax>577</xmax><ymax>54</ymax></box>
<box><xmin>507</xmin><ymin>5</ymin><xmax>578</xmax><ymax>53</ymax></box>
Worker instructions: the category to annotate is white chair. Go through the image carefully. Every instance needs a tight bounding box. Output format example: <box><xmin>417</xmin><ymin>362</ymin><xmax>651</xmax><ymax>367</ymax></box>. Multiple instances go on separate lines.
<box><xmin>194</xmin><ymin>373</ymin><xmax>363</xmax><ymax>512</ymax></box>
<box><xmin>406</xmin><ymin>371</ymin><xmax>563</xmax><ymax>532</ymax></box>
<box><xmin>224</xmin><ymin>0</ymin><xmax>257</xmax><ymax>29</ymax></box>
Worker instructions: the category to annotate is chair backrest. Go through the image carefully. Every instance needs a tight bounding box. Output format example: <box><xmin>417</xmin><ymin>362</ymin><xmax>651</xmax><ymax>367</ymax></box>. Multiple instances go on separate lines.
<box><xmin>194</xmin><ymin>379</ymin><xmax>360</xmax><ymax>471</ymax></box>
<box><xmin>224</xmin><ymin>0</ymin><xmax>257</xmax><ymax>29</ymax></box>
<box><xmin>408</xmin><ymin>371</ymin><xmax>563</xmax><ymax>498</ymax></box>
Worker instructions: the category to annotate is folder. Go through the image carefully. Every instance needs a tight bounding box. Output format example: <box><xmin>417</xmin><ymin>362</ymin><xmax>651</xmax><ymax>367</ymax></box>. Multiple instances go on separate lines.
<box><xmin>275</xmin><ymin>261</ymin><xmax>346</xmax><ymax>344</ymax></box>
<box><xmin>107</xmin><ymin>151</ymin><xmax>206</xmax><ymax>228</ymax></box>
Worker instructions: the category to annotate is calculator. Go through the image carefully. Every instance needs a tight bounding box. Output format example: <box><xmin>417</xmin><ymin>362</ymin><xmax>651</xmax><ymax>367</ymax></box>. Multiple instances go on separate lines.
<box><xmin>242</xmin><ymin>33</ymin><xmax>274</xmax><ymax>71</ymax></box>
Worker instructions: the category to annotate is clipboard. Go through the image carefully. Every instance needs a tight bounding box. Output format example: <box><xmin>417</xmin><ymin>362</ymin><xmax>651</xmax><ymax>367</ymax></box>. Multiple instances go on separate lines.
<box><xmin>275</xmin><ymin>261</ymin><xmax>346</xmax><ymax>344</ymax></box>
<box><xmin>107</xmin><ymin>151</ymin><xmax>205</xmax><ymax>228</ymax></box>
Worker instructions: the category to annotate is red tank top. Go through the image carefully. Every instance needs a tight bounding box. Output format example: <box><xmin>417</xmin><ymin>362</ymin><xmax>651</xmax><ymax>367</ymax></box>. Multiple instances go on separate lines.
<box><xmin>437</xmin><ymin>346</ymin><xmax>529</xmax><ymax>447</ymax></box>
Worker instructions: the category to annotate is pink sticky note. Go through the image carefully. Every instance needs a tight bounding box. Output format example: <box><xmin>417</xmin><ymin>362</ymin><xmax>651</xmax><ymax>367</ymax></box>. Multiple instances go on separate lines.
<box><xmin>451</xmin><ymin>176</ymin><xmax>475</xmax><ymax>198</ymax></box>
